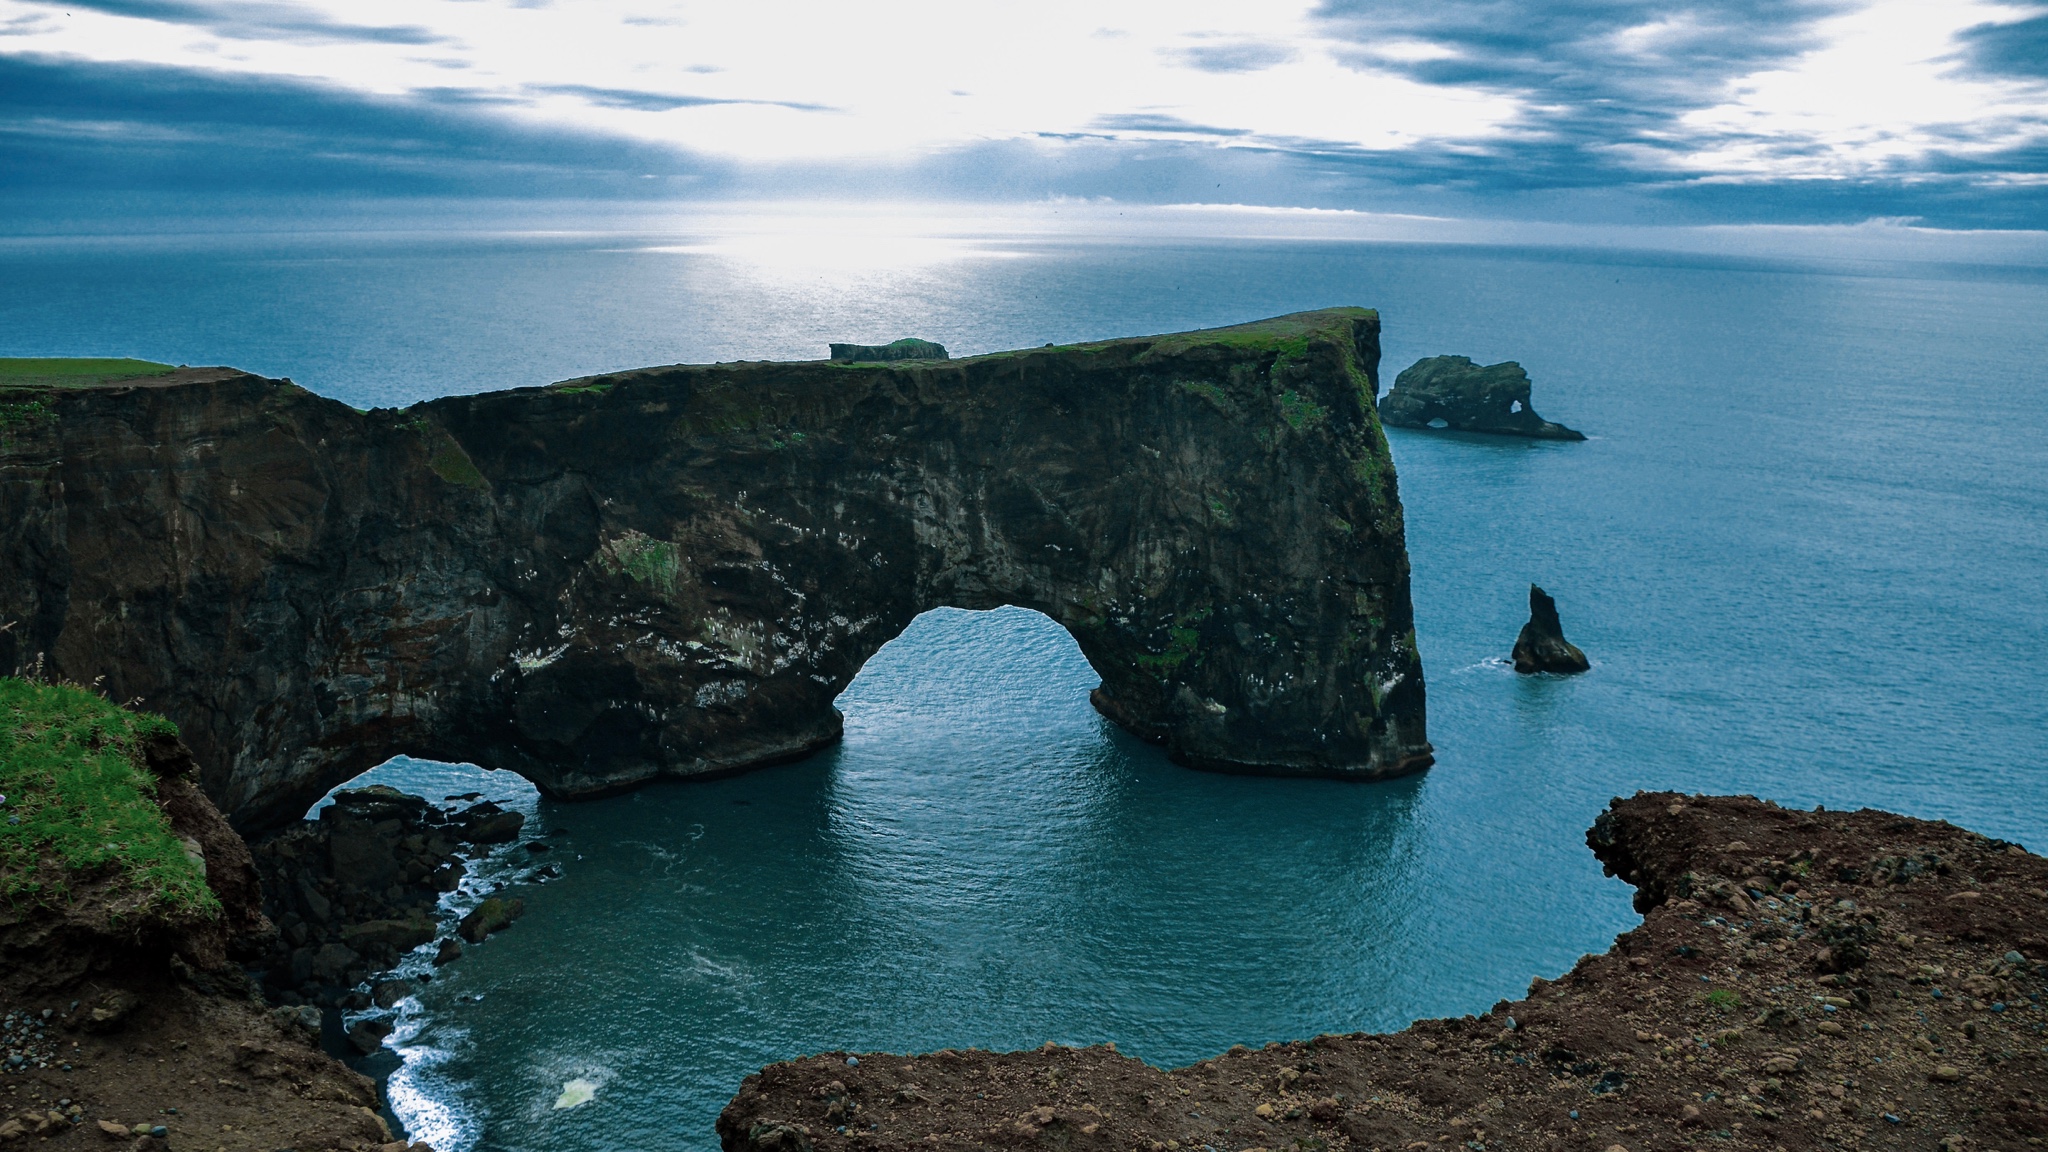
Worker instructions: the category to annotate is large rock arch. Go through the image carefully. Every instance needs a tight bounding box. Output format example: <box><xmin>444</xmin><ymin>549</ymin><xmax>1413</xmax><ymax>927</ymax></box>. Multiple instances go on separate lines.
<box><xmin>0</xmin><ymin>308</ymin><xmax>1431</xmax><ymax>831</ymax></box>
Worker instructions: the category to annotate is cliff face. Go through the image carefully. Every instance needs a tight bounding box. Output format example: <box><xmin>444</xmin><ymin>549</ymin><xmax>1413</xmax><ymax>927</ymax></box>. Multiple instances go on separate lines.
<box><xmin>0</xmin><ymin>308</ymin><xmax>1430</xmax><ymax>831</ymax></box>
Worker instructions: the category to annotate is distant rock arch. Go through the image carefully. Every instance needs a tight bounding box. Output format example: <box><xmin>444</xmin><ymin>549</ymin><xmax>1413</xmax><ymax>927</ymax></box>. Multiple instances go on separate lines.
<box><xmin>0</xmin><ymin>309</ymin><xmax>1432</xmax><ymax>831</ymax></box>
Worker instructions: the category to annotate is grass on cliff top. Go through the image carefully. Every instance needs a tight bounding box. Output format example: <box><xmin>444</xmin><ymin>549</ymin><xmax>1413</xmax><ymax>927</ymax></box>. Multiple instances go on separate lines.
<box><xmin>0</xmin><ymin>358</ymin><xmax>177</xmax><ymax>389</ymax></box>
<box><xmin>0</xmin><ymin>676</ymin><xmax>218</xmax><ymax>915</ymax></box>
<box><xmin>958</xmin><ymin>307</ymin><xmax>1379</xmax><ymax>365</ymax></box>
<box><xmin>1140</xmin><ymin>307</ymin><xmax>1377</xmax><ymax>358</ymax></box>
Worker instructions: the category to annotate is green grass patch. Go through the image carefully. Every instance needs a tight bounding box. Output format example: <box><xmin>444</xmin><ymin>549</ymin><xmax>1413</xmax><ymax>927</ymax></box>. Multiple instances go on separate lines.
<box><xmin>0</xmin><ymin>358</ymin><xmax>175</xmax><ymax>389</ymax></box>
<box><xmin>1140</xmin><ymin>307</ymin><xmax>1374</xmax><ymax>361</ymax></box>
<box><xmin>0</xmin><ymin>677</ymin><xmax>218</xmax><ymax>915</ymax></box>
<box><xmin>1178</xmin><ymin>380</ymin><xmax>1236</xmax><ymax>414</ymax></box>
<box><xmin>551</xmin><ymin>380</ymin><xmax>614</xmax><ymax>396</ymax></box>
<box><xmin>1699</xmin><ymin>989</ymin><xmax>1742</xmax><ymax>1013</ymax></box>
<box><xmin>0</xmin><ymin>399</ymin><xmax>53</xmax><ymax>447</ymax></box>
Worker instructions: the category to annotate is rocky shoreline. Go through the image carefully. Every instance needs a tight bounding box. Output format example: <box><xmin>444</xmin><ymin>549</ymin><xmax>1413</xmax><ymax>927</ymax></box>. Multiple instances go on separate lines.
<box><xmin>251</xmin><ymin>785</ymin><xmax>531</xmax><ymax>1015</ymax></box>
<box><xmin>719</xmin><ymin>792</ymin><xmax>2046</xmax><ymax>1152</ymax></box>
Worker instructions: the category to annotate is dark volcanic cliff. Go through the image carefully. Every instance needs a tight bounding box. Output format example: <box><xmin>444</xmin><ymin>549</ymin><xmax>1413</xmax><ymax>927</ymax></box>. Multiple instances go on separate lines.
<box><xmin>0</xmin><ymin>308</ymin><xmax>1430</xmax><ymax>831</ymax></box>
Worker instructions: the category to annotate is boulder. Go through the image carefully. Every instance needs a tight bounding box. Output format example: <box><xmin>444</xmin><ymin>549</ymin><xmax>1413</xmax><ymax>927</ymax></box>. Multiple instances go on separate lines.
<box><xmin>457</xmin><ymin>897</ymin><xmax>524</xmax><ymax>944</ymax></box>
<box><xmin>1511</xmin><ymin>585</ymin><xmax>1590</xmax><ymax>674</ymax></box>
<box><xmin>308</xmin><ymin>942</ymin><xmax>360</xmax><ymax>984</ymax></box>
<box><xmin>346</xmin><ymin>1017</ymin><xmax>394</xmax><ymax>1055</ymax></box>
<box><xmin>454</xmin><ymin>803</ymin><xmax>525</xmax><ymax>845</ymax></box>
<box><xmin>341</xmin><ymin>914</ymin><xmax>437</xmax><ymax>954</ymax></box>
<box><xmin>325</xmin><ymin>817</ymin><xmax>400</xmax><ymax>890</ymax></box>
<box><xmin>330</xmin><ymin>786</ymin><xmax>430</xmax><ymax>823</ymax></box>
<box><xmin>1380</xmin><ymin>356</ymin><xmax>1583</xmax><ymax>440</ymax></box>
<box><xmin>80</xmin><ymin>989</ymin><xmax>141</xmax><ymax>1034</ymax></box>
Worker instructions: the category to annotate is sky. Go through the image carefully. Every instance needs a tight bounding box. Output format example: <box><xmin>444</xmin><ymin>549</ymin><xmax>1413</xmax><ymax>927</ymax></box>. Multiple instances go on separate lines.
<box><xmin>3</xmin><ymin>0</ymin><xmax>2046</xmax><ymax>230</ymax></box>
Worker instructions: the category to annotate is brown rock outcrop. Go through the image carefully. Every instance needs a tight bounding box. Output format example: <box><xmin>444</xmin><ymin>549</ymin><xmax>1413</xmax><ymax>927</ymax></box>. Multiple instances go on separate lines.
<box><xmin>720</xmin><ymin>793</ymin><xmax>2047</xmax><ymax>1152</ymax></box>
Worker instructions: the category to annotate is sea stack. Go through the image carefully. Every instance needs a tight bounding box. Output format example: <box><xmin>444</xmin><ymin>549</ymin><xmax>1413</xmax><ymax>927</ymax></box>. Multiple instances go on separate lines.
<box><xmin>1379</xmin><ymin>355</ymin><xmax>1583</xmax><ymax>439</ymax></box>
<box><xmin>1512</xmin><ymin>584</ymin><xmax>1590</xmax><ymax>674</ymax></box>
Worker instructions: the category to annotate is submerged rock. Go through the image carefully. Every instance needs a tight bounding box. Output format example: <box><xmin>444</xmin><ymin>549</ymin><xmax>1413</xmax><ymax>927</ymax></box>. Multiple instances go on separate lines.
<box><xmin>1511</xmin><ymin>585</ymin><xmax>1590</xmax><ymax>674</ymax></box>
<box><xmin>828</xmin><ymin>337</ymin><xmax>947</xmax><ymax>362</ymax></box>
<box><xmin>1380</xmin><ymin>355</ymin><xmax>1584</xmax><ymax>440</ymax></box>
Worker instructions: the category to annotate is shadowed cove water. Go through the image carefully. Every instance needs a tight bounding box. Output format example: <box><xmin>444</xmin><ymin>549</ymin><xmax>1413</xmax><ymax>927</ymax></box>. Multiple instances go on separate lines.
<box><xmin>4</xmin><ymin>230</ymin><xmax>2044</xmax><ymax>1151</ymax></box>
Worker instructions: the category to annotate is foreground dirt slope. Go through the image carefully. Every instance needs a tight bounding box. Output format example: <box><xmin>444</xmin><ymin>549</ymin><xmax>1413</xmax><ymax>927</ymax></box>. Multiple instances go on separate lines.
<box><xmin>0</xmin><ymin>979</ymin><xmax>407</xmax><ymax>1151</ymax></box>
<box><xmin>720</xmin><ymin>793</ymin><xmax>2047</xmax><ymax>1152</ymax></box>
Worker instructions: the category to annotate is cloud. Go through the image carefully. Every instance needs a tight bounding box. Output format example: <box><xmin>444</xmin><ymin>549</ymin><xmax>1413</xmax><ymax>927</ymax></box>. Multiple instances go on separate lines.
<box><xmin>47</xmin><ymin>0</ymin><xmax>447</xmax><ymax>45</ymax></box>
<box><xmin>0</xmin><ymin>0</ymin><xmax>2043</xmax><ymax>228</ymax></box>
<box><xmin>1090</xmin><ymin>113</ymin><xmax>1252</xmax><ymax>137</ymax></box>
<box><xmin>526</xmin><ymin>84</ymin><xmax>832</xmax><ymax>113</ymax></box>
<box><xmin>1958</xmin><ymin>10</ymin><xmax>2048</xmax><ymax>80</ymax></box>
<box><xmin>1168</xmin><ymin>40</ymin><xmax>1298</xmax><ymax>73</ymax></box>
<box><xmin>0</xmin><ymin>53</ymin><xmax>718</xmax><ymax>196</ymax></box>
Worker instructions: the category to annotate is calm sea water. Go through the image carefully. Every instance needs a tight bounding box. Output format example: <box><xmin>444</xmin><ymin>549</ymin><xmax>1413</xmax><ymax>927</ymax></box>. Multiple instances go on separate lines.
<box><xmin>5</xmin><ymin>227</ymin><xmax>2046</xmax><ymax>1151</ymax></box>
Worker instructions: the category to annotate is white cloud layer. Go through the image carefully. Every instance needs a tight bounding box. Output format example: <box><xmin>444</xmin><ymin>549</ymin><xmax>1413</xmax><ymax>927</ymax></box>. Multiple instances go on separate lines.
<box><xmin>2</xmin><ymin>0</ymin><xmax>2044</xmax><ymax>214</ymax></box>
<box><xmin>1668</xmin><ymin>0</ymin><xmax>2048</xmax><ymax>179</ymax></box>
<box><xmin>0</xmin><ymin>0</ymin><xmax>1524</xmax><ymax>159</ymax></box>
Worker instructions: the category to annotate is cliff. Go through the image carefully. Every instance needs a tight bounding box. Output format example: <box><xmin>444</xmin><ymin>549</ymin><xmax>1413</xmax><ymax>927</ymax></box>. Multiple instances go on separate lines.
<box><xmin>719</xmin><ymin>793</ymin><xmax>2047</xmax><ymax>1152</ymax></box>
<box><xmin>0</xmin><ymin>308</ymin><xmax>1429</xmax><ymax>832</ymax></box>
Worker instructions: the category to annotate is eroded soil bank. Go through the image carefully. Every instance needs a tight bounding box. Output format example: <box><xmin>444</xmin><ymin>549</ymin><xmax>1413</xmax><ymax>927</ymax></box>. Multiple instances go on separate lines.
<box><xmin>719</xmin><ymin>793</ymin><xmax>2046</xmax><ymax>1152</ymax></box>
<box><xmin>0</xmin><ymin>683</ymin><xmax>425</xmax><ymax>1152</ymax></box>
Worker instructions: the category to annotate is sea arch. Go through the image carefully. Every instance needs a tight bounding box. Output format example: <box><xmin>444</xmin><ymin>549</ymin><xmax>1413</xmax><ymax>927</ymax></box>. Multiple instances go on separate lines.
<box><xmin>0</xmin><ymin>309</ymin><xmax>1432</xmax><ymax>832</ymax></box>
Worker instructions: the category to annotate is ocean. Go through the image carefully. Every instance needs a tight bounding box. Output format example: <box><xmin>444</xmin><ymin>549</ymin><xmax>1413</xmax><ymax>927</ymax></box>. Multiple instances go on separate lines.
<box><xmin>5</xmin><ymin>223</ymin><xmax>2045</xmax><ymax>1150</ymax></box>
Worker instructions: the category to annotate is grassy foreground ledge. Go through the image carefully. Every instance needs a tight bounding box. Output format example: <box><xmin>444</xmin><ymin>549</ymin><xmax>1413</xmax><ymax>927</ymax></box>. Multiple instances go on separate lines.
<box><xmin>0</xmin><ymin>676</ymin><xmax>217</xmax><ymax>917</ymax></box>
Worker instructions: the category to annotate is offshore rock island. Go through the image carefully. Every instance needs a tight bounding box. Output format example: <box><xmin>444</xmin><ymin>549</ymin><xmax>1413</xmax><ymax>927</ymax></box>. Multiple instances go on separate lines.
<box><xmin>1379</xmin><ymin>355</ymin><xmax>1584</xmax><ymax>440</ymax></box>
<box><xmin>0</xmin><ymin>308</ymin><xmax>1430</xmax><ymax>832</ymax></box>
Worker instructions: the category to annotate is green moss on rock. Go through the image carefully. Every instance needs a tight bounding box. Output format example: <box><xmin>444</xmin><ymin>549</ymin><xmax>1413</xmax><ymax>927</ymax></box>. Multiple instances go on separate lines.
<box><xmin>597</xmin><ymin>530</ymin><xmax>683</xmax><ymax>594</ymax></box>
<box><xmin>428</xmin><ymin>437</ymin><xmax>488</xmax><ymax>489</ymax></box>
<box><xmin>1278</xmin><ymin>390</ymin><xmax>1327</xmax><ymax>430</ymax></box>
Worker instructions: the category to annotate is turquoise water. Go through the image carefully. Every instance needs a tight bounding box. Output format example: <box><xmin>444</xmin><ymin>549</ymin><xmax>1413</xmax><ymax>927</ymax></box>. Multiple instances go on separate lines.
<box><xmin>6</xmin><ymin>230</ymin><xmax>2046</xmax><ymax>1150</ymax></box>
